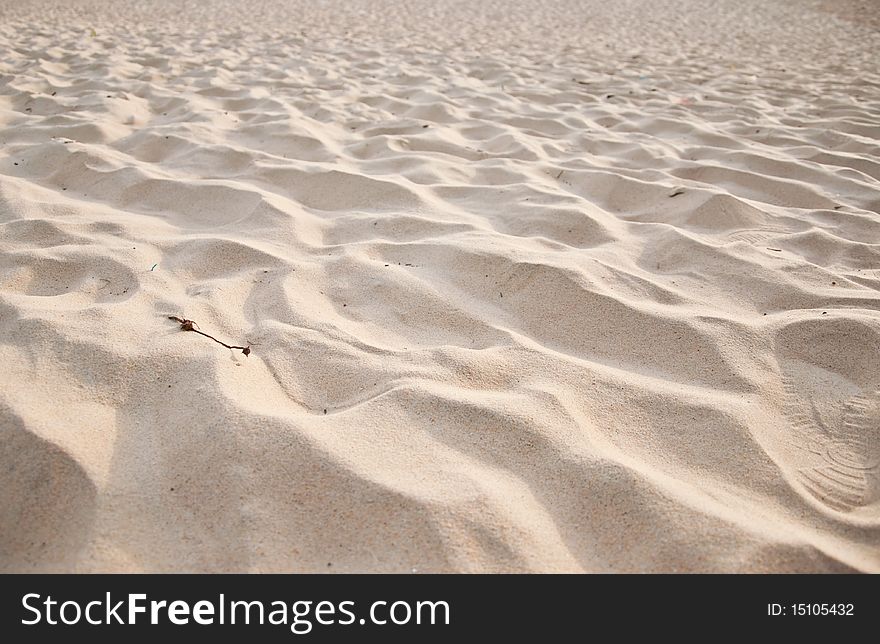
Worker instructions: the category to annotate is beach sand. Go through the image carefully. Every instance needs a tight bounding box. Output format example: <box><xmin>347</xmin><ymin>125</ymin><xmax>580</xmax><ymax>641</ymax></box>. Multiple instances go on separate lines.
<box><xmin>1</xmin><ymin>0</ymin><xmax>878</xmax><ymax>572</ymax></box>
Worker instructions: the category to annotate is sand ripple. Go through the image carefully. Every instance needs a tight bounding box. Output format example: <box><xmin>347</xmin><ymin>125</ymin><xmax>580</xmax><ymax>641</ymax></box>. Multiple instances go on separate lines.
<box><xmin>1</xmin><ymin>0</ymin><xmax>878</xmax><ymax>571</ymax></box>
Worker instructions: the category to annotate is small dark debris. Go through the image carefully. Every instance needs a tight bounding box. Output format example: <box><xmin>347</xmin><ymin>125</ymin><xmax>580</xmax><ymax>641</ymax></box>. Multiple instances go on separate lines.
<box><xmin>167</xmin><ymin>316</ymin><xmax>250</xmax><ymax>355</ymax></box>
<box><xmin>833</xmin><ymin>205</ymin><xmax>842</xmax><ymax>210</ymax></box>
<box><xmin>605</xmin><ymin>94</ymin><xmax>615</xmax><ymax>99</ymax></box>
<box><xmin>422</xmin><ymin>124</ymin><xmax>429</xmax><ymax>128</ymax></box>
<box><xmin>831</xmin><ymin>281</ymin><xmax>837</xmax><ymax>286</ymax></box>
<box><xmin>767</xmin><ymin>248</ymin><xmax>782</xmax><ymax>252</ymax></box>
<box><xmin>822</xmin><ymin>311</ymin><xmax>827</xmax><ymax>315</ymax></box>
<box><xmin>323</xmin><ymin>409</ymin><xmax>327</xmax><ymax>414</ymax></box>
<box><xmin>669</xmin><ymin>189</ymin><xmax>685</xmax><ymax>198</ymax></box>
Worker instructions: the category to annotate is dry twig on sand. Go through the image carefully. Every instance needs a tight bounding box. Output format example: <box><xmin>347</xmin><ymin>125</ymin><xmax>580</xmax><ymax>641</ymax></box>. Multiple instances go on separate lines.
<box><xmin>167</xmin><ymin>316</ymin><xmax>251</xmax><ymax>355</ymax></box>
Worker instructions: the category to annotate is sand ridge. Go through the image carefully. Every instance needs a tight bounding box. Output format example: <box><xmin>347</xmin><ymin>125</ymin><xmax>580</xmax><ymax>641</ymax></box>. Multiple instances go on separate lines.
<box><xmin>0</xmin><ymin>0</ymin><xmax>878</xmax><ymax>572</ymax></box>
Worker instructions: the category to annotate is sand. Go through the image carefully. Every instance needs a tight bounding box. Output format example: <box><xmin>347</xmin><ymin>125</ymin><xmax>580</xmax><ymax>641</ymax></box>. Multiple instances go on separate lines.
<box><xmin>0</xmin><ymin>0</ymin><xmax>878</xmax><ymax>573</ymax></box>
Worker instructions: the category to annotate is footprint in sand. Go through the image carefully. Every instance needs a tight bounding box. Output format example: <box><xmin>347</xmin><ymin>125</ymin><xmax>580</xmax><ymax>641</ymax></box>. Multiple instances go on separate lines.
<box><xmin>774</xmin><ymin>317</ymin><xmax>880</xmax><ymax>513</ymax></box>
<box><xmin>725</xmin><ymin>229</ymin><xmax>789</xmax><ymax>246</ymax></box>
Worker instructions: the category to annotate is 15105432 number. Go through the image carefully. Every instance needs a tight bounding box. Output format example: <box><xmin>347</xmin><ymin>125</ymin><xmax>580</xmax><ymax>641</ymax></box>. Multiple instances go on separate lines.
<box><xmin>792</xmin><ymin>604</ymin><xmax>854</xmax><ymax>616</ymax></box>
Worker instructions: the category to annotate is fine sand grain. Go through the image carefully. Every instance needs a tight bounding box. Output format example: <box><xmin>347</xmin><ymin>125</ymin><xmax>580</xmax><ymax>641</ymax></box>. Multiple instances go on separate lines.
<box><xmin>1</xmin><ymin>0</ymin><xmax>878</xmax><ymax>572</ymax></box>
